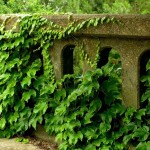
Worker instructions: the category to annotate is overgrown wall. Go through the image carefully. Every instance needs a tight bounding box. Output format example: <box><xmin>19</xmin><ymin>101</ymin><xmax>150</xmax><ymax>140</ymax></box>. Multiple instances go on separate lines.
<box><xmin>0</xmin><ymin>14</ymin><xmax>150</xmax><ymax>150</ymax></box>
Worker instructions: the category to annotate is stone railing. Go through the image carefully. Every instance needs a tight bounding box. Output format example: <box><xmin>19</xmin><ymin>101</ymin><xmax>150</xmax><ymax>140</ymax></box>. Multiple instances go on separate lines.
<box><xmin>1</xmin><ymin>14</ymin><xmax>150</xmax><ymax>110</ymax></box>
<box><xmin>1</xmin><ymin>14</ymin><xmax>150</xmax><ymax>150</ymax></box>
<box><xmin>46</xmin><ymin>14</ymin><xmax>150</xmax><ymax>110</ymax></box>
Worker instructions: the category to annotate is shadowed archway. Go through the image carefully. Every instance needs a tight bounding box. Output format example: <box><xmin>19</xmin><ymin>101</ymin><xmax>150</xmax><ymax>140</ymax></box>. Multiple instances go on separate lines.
<box><xmin>62</xmin><ymin>45</ymin><xmax>75</xmax><ymax>75</ymax></box>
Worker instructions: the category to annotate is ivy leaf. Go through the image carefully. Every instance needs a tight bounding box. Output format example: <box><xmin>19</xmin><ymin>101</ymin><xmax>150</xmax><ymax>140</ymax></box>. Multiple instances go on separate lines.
<box><xmin>146</xmin><ymin>59</ymin><xmax>150</xmax><ymax>71</ymax></box>
<box><xmin>21</xmin><ymin>76</ymin><xmax>32</xmax><ymax>88</ymax></box>
<box><xmin>54</xmin><ymin>89</ymin><xmax>66</xmax><ymax>101</ymax></box>
<box><xmin>33</xmin><ymin>76</ymin><xmax>45</xmax><ymax>90</ymax></box>
<box><xmin>27</xmin><ymin>68</ymin><xmax>38</xmax><ymax>78</ymax></box>
<box><xmin>29</xmin><ymin>21</ymin><xmax>36</xmax><ymax>35</ymax></box>
<box><xmin>14</xmin><ymin>99</ymin><xmax>25</xmax><ymax>111</ymax></box>
<box><xmin>136</xmin><ymin>142</ymin><xmax>150</xmax><ymax>150</ymax></box>
<box><xmin>0</xmin><ymin>73</ymin><xmax>10</xmax><ymax>85</ymax></box>
<box><xmin>135</xmin><ymin>109</ymin><xmax>146</xmax><ymax>120</ymax></box>
<box><xmin>123</xmin><ymin>134</ymin><xmax>133</xmax><ymax>145</ymax></box>
<box><xmin>94</xmin><ymin>18</ymin><xmax>99</xmax><ymax>26</ymax></box>
<box><xmin>89</xmin><ymin>97</ymin><xmax>102</xmax><ymax>113</ymax></box>
<box><xmin>101</xmin><ymin>146</ymin><xmax>111</xmax><ymax>150</ymax></box>
<box><xmin>92</xmin><ymin>138</ymin><xmax>102</xmax><ymax>147</ymax></box>
<box><xmin>7</xmin><ymin>75</ymin><xmax>17</xmax><ymax>87</ymax></box>
<box><xmin>58</xmin><ymin>142</ymin><xmax>68</xmax><ymax>150</ymax></box>
<box><xmin>22</xmin><ymin>138</ymin><xmax>29</xmax><ymax>144</ymax></box>
<box><xmin>36</xmin><ymin>115</ymin><xmax>43</xmax><ymax>124</ymax></box>
<box><xmin>0</xmin><ymin>87</ymin><xmax>14</xmax><ymax>101</ymax></box>
<box><xmin>126</xmin><ymin>123</ymin><xmax>137</xmax><ymax>132</ymax></box>
<box><xmin>133</xmin><ymin>126</ymin><xmax>149</xmax><ymax>141</ymax></box>
<box><xmin>102</xmin><ymin>63</ymin><xmax>114</xmax><ymax>76</ymax></box>
<box><xmin>14</xmin><ymin>37</ymin><xmax>24</xmax><ymax>47</ymax></box>
<box><xmin>56</xmin><ymin>133</ymin><xmax>63</xmax><ymax>142</ymax></box>
<box><xmin>0</xmin><ymin>105</ymin><xmax>2</xmax><ymax>114</ymax></box>
<box><xmin>9</xmin><ymin>112</ymin><xmax>19</xmax><ymax>125</ymax></box>
<box><xmin>40</xmin><ymin>83</ymin><xmax>55</xmax><ymax>95</ymax></box>
<box><xmin>21</xmin><ymin>89</ymin><xmax>36</xmax><ymax>102</ymax></box>
<box><xmin>106</xmin><ymin>18</ymin><xmax>110</xmax><ymax>23</ymax></box>
<box><xmin>83</xmin><ymin>112</ymin><xmax>94</xmax><ymax>124</ymax></box>
<box><xmin>101</xmin><ymin>17</ymin><xmax>106</xmax><ymax>24</ymax></box>
<box><xmin>55</xmin><ymin>104</ymin><xmax>66</xmax><ymax>116</ymax></box>
<box><xmin>76</xmin><ymin>131</ymin><xmax>83</xmax><ymax>141</ymax></box>
<box><xmin>24</xmin><ymin>38</ymin><xmax>33</xmax><ymax>48</ymax></box>
<box><xmin>27</xmin><ymin>59</ymin><xmax>42</xmax><ymax>78</ymax></box>
<box><xmin>111</xmin><ymin>103</ymin><xmax>126</xmax><ymax>116</ymax></box>
<box><xmin>84</xmin><ymin>128</ymin><xmax>95</xmax><ymax>140</ymax></box>
<box><xmin>140</xmin><ymin>75</ymin><xmax>150</xmax><ymax>83</ymax></box>
<box><xmin>66</xmin><ymin>130</ymin><xmax>80</xmax><ymax>145</ymax></box>
<box><xmin>29</xmin><ymin>114</ymin><xmax>37</xmax><ymax>129</ymax></box>
<box><xmin>146</xmin><ymin>104</ymin><xmax>150</xmax><ymax>114</ymax></box>
<box><xmin>33</xmin><ymin>101</ymin><xmax>48</xmax><ymax>114</ymax></box>
<box><xmin>69</xmin><ymin>120</ymin><xmax>81</xmax><ymax>129</ymax></box>
<box><xmin>85</xmin><ymin>144</ymin><xmax>96</xmax><ymax>150</ymax></box>
<box><xmin>123</xmin><ymin>107</ymin><xmax>136</xmax><ymax>123</ymax></box>
<box><xmin>92</xmin><ymin>79</ymin><xmax>99</xmax><ymax>90</ymax></box>
<box><xmin>141</xmin><ymin>90</ymin><xmax>150</xmax><ymax>102</ymax></box>
<box><xmin>102</xmin><ymin>78</ymin><xmax>119</xmax><ymax>93</ymax></box>
<box><xmin>58</xmin><ymin>33</ymin><xmax>63</xmax><ymax>39</ymax></box>
<box><xmin>99</xmin><ymin>122</ymin><xmax>111</xmax><ymax>133</ymax></box>
<box><xmin>0</xmin><ymin>52</ymin><xmax>9</xmax><ymax>62</ymax></box>
<box><xmin>0</xmin><ymin>118</ymin><xmax>6</xmax><ymax>129</ymax></box>
<box><xmin>100</xmin><ymin>112</ymin><xmax>112</xmax><ymax>123</ymax></box>
<box><xmin>31</xmin><ymin>118</ymin><xmax>37</xmax><ymax>129</ymax></box>
<box><xmin>20</xmin><ymin>107</ymin><xmax>31</xmax><ymax>118</ymax></box>
<box><xmin>16</xmin><ymin>137</ymin><xmax>23</xmax><ymax>142</ymax></box>
<box><xmin>2</xmin><ymin>43</ymin><xmax>8</xmax><ymax>50</ymax></box>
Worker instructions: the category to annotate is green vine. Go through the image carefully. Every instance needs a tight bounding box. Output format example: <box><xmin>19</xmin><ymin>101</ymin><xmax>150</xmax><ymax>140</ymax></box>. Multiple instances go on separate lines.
<box><xmin>79</xmin><ymin>42</ymin><xmax>101</xmax><ymax>69</ymax></box>
<box><xmin>0</xmin><ymin>14</ymin><xmax>149</xmax><ymax>150</ymax></box>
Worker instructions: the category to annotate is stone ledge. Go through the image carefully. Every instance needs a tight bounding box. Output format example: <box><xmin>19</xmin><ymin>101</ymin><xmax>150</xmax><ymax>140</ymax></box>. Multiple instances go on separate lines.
<box><xmin>0</xmin><ymin>14</ymin><xmax>150</xmax><ymax>38</ymax></box>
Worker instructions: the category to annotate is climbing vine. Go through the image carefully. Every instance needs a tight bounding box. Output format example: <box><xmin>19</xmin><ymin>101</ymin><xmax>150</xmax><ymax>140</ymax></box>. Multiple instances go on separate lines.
<box><xmin>0</xmin><ymin>14</ymin><xmax>149</xmax><ymax>150</ymax></box>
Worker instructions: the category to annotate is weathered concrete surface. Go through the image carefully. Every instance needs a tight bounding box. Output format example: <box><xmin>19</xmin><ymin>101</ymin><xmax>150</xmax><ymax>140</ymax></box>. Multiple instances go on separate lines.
<box><xmin>45</xmin><ymin>14</ymin><xmax>150</xmax><ymax>38</ymax></box>
<box><xmin>49</xmin><ymin>15</ymin><xmax>150</xmax><ymax>110</ymax></box>
<box><xmin>0</xmin><ymin>14</ymin><xmax>150</xmax><ymax>38</ymax></box>
<box><xmin>0</xmin><ymin>138</ymin><xmax>42</xmax><ymax>150</ymax></box>
<box><xmin>1</xmin><ymin>14</ymin><xmax>150</xmax><ymax>150</ymax></box>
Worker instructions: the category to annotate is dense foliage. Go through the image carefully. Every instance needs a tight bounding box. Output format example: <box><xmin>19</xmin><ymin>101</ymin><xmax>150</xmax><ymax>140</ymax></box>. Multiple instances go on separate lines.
<box><xmin>0</xmin><ymin>15</ymin><xmax>150</xmax><ymax>150</ymax></box>
<box><xmin>0</xmin><ymin>0</ymin><xmax>150</xmax><ymax>14</ymax></box>
<box><xmin>0</xmin><ymin>15</ymin><xmax>55</xmax><ymax>137</ymax></box>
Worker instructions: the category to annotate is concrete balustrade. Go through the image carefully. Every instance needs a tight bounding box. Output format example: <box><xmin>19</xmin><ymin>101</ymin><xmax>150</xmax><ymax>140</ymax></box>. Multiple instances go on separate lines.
<box><xmin>1</xmin><ymin>14</ymin><xmax>150</xmax><ymax>150</ymax></box>
<box><xmin>48</xmin><ymin>14</ymin><xmax>150</xmax><ymax>110</ymax></box>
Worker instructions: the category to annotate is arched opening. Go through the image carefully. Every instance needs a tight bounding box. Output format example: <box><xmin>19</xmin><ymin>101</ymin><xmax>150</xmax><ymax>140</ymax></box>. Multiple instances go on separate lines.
<box><xmin>140</xmin><ymin>50</ymin><xmax>150</xmax><ymax>107</ymax></box>
<box><xmin>62</xmin><ymin>45</ymin><xmax>75</xmax><ymax>75</ymax></box>
<box><xmin>140</xmin><ymin>50</ymin><xmax>150</xmax><ymax>78</ymax></box>
<box><xmin>97</xmin><ymin>47</ymin><xmax>122</xmax><ymax>106</ymax></box>
<box><xmin>97</xmin><ymin>47</ymin><xmax>122</xmax><ymax>73</ymax></box>
<box><xmin>97</xmin><ymin>47</ymin><xmax>112</xmax><ymax>68</ymax></box>
<box><xmin>62</xmin><ymin>44</ymin><xmax>84</xmax><ymax>76</ymax></box>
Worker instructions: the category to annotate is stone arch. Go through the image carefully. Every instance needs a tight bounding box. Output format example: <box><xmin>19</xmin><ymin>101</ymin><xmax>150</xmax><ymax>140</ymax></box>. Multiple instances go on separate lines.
<box><xmin>139</xmin><ymin>50</ymin><xmax>150</xmax><ymax>77</ymax></box>
<box><xmin>139</xmin><ymin>49</ymin><xmax>150</xmax><ymax>107</ymax></box>
<box><xmin>62</xmin><ymin>44</ymin><xmax>76</xmax><ymax>75</ymax></box>
<box><xmin>97</xmin><ymin>46</ymin><xmax>122</xmax><ymax>70</ymax></box>
<box><xmin>97</xmin><ymin>47</ymin><xmax>112</xmax><ymax>68</ymax></box>
<box><xmin>96</xmin><ymin>46</ymin><xmax>122</xmax><ymax>105</ymax></box>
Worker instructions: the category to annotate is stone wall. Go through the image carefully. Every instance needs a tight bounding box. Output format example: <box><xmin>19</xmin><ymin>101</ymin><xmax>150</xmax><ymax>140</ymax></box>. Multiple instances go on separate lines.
<box><xmin>49</xmin><ymin>15</ymin><xmax>150</xmax><ymax>150</ymax></box>
<box><xmin>1</xmin><ymin>14</ymin><xmax>150</xmax><ymax>150</ymax></box>
<box><xmin>46</xmin><ymin>14</ymin><xmax>150</xmax><ymax>110</ymax></box>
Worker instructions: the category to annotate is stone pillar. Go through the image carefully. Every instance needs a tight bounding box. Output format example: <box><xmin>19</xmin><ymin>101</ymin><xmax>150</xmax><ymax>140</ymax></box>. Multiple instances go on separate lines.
<box><xmin>121</xmin><ymin>39</ymin><xmax>150</xmax><ymax>110</ymax></box>
<box><xmin>99</xmin><ymin>38</ymin><xmax>150</xmax><ymax>110</ymax></box>
<box><xmin>121</xmin><ymin>50</ymin><xmax>139</xmax><ymax>108</ymax></box>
